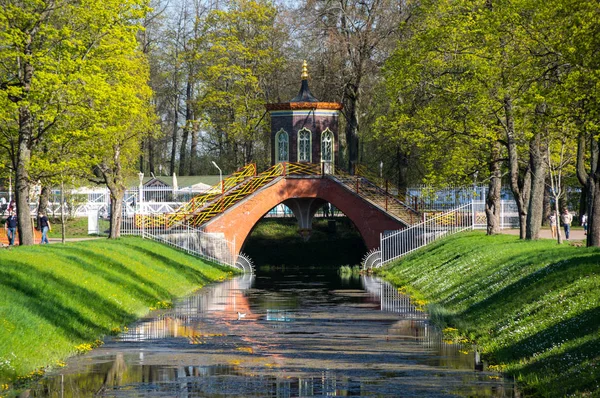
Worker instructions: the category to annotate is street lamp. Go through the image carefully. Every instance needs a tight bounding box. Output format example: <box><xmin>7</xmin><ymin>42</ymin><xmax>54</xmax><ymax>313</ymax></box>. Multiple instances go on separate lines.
<box><xmin>138</xmin><ymin>171</ymin><xmax>144</xmax><ymax>212</ymax></box>
<box><xmin>212</xmin><ymin>161</ymin><xmax>223</xmax><ymax>194</ymax></box>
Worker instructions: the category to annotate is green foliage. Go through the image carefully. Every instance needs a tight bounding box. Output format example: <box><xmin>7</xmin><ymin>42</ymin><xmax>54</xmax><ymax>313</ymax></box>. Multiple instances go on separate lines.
<box><xmin>190</xmin><ymin>0</ymin><xmax>285</xmax><ymax>169</ymax></box>
<box><xmin>378</xmin><ymin>231</ymin><xmax>600</xmax><ymax>396</ymax></box>
<box><xmin>377</xmin><ymin>0</ymin><xmax>596</xmax><ymax>190</ymax></box>
<box><xmin>0</xmin><ymin>237</ymin><xmax>229</xmax><ymax>384</ymax></box>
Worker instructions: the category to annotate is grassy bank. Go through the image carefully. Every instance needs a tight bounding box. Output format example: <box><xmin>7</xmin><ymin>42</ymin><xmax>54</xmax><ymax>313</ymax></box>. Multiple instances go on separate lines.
<box><xmin>244</xmin><ymin>218</ymin><xmax>366</xmax><ymax>268</ymax></box>
<box><xmin>378</xmin><ymin>231</ymin><xmax>599</xmax><ymax>397</ymax></box>
<box><xmin>0</xmin><ymin>237</ymin><xmax>231</xmax><ymax>387</ymax></box>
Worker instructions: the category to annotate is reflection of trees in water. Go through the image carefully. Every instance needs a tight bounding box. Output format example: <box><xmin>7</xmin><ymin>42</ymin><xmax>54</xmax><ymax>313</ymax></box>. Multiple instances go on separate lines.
<box><xmin>30</xmin><ymin>274</ymin><xmax>515</xmax><ymax>397</ymax></box>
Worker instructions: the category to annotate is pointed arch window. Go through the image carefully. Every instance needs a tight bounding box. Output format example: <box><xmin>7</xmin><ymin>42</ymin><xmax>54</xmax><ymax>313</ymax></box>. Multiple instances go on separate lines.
<box><xmin>298</xmin><ymin>128</ymin><xmax>312</xmax><ymax>162</ymax></box>
<box><xmin>275</xmin><ymin>129</ymin><xmax>289</xmax><ymax>163</ymax></box>
<box><xmin>321</xmin><ymin>128</ymin><xmax>334</xmax><ymax>162</ymax></box>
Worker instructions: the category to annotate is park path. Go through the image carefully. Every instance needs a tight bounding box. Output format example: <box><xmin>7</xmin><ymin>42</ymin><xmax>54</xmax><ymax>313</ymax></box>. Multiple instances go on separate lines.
<box><xmin>500</xmin><ymin>227</ymin><xmax>586</xmax><ymax>241</ymax></box>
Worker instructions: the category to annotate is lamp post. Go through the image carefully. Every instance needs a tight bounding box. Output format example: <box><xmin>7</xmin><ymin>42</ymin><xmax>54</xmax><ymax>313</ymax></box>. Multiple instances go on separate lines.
<box><xmin>138</xmin><ymin>172</ymin><xmax>144</xmax><ymax>212</ymax></box>
<box><xmin>138</xmin><ymin>171</ymin><xmax>144</xmax><ymax>237</ymax></box>
<box><xmin>212</xmin><ymin>161</ymin><xmax>223</xmax><ymax>194</ymax></box>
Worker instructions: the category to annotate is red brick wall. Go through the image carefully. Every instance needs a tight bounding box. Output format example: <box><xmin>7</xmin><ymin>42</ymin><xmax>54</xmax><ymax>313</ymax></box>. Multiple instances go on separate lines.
<box><xmin>203</xmin><ymin>177</ymin><xmax>405</xmax><ymax>258</ymax></box>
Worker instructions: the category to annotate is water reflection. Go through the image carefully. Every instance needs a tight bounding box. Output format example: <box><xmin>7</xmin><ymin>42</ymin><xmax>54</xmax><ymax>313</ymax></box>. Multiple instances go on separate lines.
<box><xmin>29</xmin><ymin>273</ymin><xmax>516</xmax><ymax>397</ymax></box>
<box><xmin>118</xmin><ymin>275</ymin><xmax>255</xmax><ymax>342</ymax></box>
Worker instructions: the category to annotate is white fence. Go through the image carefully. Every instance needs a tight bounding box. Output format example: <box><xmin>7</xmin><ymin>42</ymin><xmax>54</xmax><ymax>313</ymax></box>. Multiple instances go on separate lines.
<box><xmin>381</xmin><ymin>203</ymin><xmax>475</xmax><ymax>265</ymax></box>
<box><xmin>0</xmin><ymin>186</ymin><xmax>208</xmax><ymax>218</ymax></box>
<box><xmin>378</xmin><ymin>200</ymin><xmax>519</xmax><ymax>266</ymax></box>
<box><xmin>119</xmin><ymin>213</ymin><xmax>240</xmax><ymax>270</ymax></box>
<box><xmin>472</xmin><ymin>200</ymin><xmax>520</xmax><ymax>230</ymax></box>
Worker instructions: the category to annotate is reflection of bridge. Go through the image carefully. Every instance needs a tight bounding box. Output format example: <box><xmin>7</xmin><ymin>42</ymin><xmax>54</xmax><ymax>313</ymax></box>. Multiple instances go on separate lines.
<box><xmin>118</xmin><ymin>275</ymin><xmax>254</xmax><ymax>342</ymax></box>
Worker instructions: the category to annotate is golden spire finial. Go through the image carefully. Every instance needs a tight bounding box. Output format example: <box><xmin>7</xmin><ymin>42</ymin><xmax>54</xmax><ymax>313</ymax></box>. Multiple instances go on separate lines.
<box><xmin>301</xmin><ymin>60</ymin><xmax>309</xmax><ymax>79</ymax></box>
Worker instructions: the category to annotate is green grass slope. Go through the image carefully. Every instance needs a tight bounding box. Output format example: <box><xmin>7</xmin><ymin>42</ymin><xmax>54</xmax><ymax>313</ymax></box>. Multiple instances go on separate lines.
<box><xmin>378</xmin><ymin>231</ymin><xmax>599</xmax><ymax>397</ymax></box>
<box><xmin>0</xmin><ymin>237</ymin><xmax>231</xmax><ymax>386</ymax></box>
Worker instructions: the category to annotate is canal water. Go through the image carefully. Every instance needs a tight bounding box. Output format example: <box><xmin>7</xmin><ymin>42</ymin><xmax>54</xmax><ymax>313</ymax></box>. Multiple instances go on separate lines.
<box><xmin>29</xmin><ymin>270</ymin><xmax>516</xmax><ymax>397</ymax></box>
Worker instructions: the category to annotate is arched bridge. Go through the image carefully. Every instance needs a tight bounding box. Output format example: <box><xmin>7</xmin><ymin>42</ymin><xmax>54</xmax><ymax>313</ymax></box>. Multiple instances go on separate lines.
<box><xmin>135</xmin><ymin>163</ymin><xmax>420</xmax><ymax>268</ymax></box>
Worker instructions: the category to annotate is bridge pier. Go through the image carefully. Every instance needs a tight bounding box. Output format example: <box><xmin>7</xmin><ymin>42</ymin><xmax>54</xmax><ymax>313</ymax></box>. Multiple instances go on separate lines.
<box><xmin>283</xmin><ymin>198</ymin><xmax>327</xmax><ymax>241</ymax></box>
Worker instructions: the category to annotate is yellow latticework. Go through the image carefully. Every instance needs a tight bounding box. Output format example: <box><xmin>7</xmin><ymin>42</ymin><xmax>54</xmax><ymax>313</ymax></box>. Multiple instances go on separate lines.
<box><xmin>135</xmin><ymin>162</ymin><xmax>325</xmax><ymax>229</ymax></box>
<box><xmin>355</xmin><ymin>163</ymin><xmax>420</xmax><ymax>208</ymax></box>
<box><xmin>334</xmin><ymin>168</ymin><xmax>420</xmax><ymax>225</ymax></box>
<box><xmin>133</xmin><ymin>164</ymin><xmax>256</xmax><ymax>229</ymax></box>
<box><xmin>168</xmin><ymin>163</ymin><xmax>256</xmax><ymax>225</ymax></box>
<box><xmin>285</xmin><ymin>162</ymin><xmax>321</xmax><ymax>176</ymax></box>
<box><xmin>185</xmin><ymin>162</ymin><xmax>322</xmax><ymax>227</ymax></box>
<box><xmin>187</xmin><ymin>163</ymin><xmax>284</xmax><ymax>226</ymax></box>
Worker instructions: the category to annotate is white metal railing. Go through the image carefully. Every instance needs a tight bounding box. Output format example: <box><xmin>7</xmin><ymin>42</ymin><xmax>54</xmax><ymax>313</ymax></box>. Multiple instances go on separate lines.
<box><xmin>381</xmin><ymin>202</ymin><xmax>475</xmax><ymax>265</ymax></box>
<box><xmin>469</xmin><ymin>200</ymin><xmax>520</xmax><ymax>230</ymax></box>
<box><xmin>120</xmin><ymin>213</ymin><xmax>238</xmax><ymax>270</ymax></box>
<box><xmin>0</xmin><ymin>186</ymin><xmax>210</xmax><ymax>218</ymax></box>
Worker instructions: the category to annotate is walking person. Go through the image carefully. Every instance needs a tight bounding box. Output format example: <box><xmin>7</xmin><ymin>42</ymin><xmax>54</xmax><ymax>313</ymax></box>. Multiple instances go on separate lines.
<box><xmin>561</xmin><ymin>208</ymin><xmax>573</xmax><ymax>241</ymax></box>
<box><xmin>5</xmin><ymin>211</ymin><xmax>17</xmax><ymax>245</ymax></box>
<box><xmin>582</xmin><ymin>213</ymin><xmax>588</xmax><ymax>235</ymax></box>
<box><xmin>38</xmin><ymin>212</ymin><xmax>51</xmax><ymax>244</ymax></box>
<box><xmin>548</xmin><ymin>212</ymin><xmax>557</xmax><ymax>239</ymax></box>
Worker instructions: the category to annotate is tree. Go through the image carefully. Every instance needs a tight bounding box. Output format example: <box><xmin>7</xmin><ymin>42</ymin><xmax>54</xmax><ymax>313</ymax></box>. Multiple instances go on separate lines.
<box><xmin>0</xmin><ymin>0</ymin><xmax>152</xmax><ymax>243</ymax></box>
<box><xmin>377</xmin><ymin>0</ymin><xmax>505</xmax><ymax>234</ymax></box>
<box><xmin>191</xmin><ymin>0</ymin><xmax>285</xmax><ymax>170</ymax></box>
<box><xmin>301</xmin><ymin>0</ymin><xmax>406</xmax><ymax>173</ymax></box>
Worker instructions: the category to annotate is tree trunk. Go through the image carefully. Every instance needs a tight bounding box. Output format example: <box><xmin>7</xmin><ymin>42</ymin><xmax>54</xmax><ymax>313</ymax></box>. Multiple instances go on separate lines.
<box><xmin>395</xmin><ymin>146</ymin><xmax>409</xmax><ymax>191</ymax></box>
<box><xmin>100</xmin><ymin>146</ymin><xmax>126</xmax><ymax>239</ymax></box>
<box><xmin>169</xmin><ymin>96</ymin><xmax>179</xmax><ymax>175</ymax></box>
<box><xmin>575</xmin><ymin>124</ymin><xmax>599</xmax><ymax>247</ymax></box>
<box><xmin>16</xmin><ymin>106</ymin><xmax>35</xmax><ymax>245</ymax></box>
<box><xmin>60</xmin><ymin>180</ymin><xmax>66</xmax><ymax>244</ymax></box>
<box><xmin>504</xmin><ymin>94</ymin><xmax>529</xmax><ymax>239</ymax></box>
<box><xmin>543</xmin><ymin>181</ymin><xmax>551</xmax><ymax>225</ymax></box>
<box><xmin>108</xmin><ymin>191</ymin><xmax>124</xmax><ymax>239</ymax></box>
<box><xmin>485</xmin><ymin>141</ymin><xmax>502</xmax><ymax>235</ymax></box>
<box><xmin>179</xmin><ymin>79</ymin><xmax>193</xmax><ymax>176</ymax></box>
<box><xmin>37</xmin><ymin>186</ymin><xmax>51</xmax><ymax>218</ymax></box>
<box><xmin>588</xmin><ymin>138</ymin><xmax>600</xmax><ymax>246</ymax></box>
<box><xmin>526</xmin><ymin>131</ymin><xmax>547</xmax><ymax>239</ymax></box>
<box><xmin>554</xmin><ymin>199</ymin><xmax>563</xmax><ymax>245</ymax></box>
<box><xmin>189</xmin><ymin>122</ymin><xmax>199</xmax><ymax>175</ymax></box>
<box><xmin>148</xmin><ymin>139</ymin><xmax>155</xmax><ymax>175</ymax></box>
<box><xmin>344</xmin><ymin>83</ymin><xmax>360</xmax><ymax>174</ymax></box>
<box><xmin>589</xmin><ymin>171</ymin><xmax>600</xmax><ymax>246</ymax></box>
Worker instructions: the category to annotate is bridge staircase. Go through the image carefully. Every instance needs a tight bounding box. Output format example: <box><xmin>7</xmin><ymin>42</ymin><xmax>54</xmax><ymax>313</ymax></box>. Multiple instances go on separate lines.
<box><xmin>167</xmin><ymin>163</ymin><xmax>258</xmax><ymax>227</ymax></box>
<box><xmin>164</xmin><ymin>162</ymin><xmax>421</xmax><ymax>229</ymax></box>
<box><xmin>332</xmin><ymin>168</ymin><xmax>421</xmax><ymax>226</ymax></box>
<box><xmin>177</xmin><ymin>162</ymin><xmax>321</xmax><ymax>227</ymax></box>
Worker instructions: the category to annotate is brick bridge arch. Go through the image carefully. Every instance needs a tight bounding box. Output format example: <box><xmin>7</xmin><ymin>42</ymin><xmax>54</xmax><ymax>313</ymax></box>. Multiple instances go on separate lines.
<box><xmin>202</xmin><ymin>177</ymin><xmax>407</xmax><ymax>259</ymax></box>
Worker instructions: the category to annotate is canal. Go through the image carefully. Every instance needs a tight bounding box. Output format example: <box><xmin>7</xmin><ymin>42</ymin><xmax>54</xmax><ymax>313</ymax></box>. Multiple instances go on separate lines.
<box><xmin>30</xmin><ymin>269</ymin><xmax>516</xmax><ymax>397</ymax></box>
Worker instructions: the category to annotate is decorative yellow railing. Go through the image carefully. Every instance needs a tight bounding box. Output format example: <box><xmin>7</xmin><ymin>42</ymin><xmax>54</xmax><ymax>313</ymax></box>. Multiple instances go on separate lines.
<box><xmin>134</xmin><ymin>162</ymin><xmax>322</xmax><ymax>229</ymax></box>
<box><xmin>355</xmin><ymin>163</ymin><xmax>423</xmax><ymax>211</ymax></box>
<box><xmin>133</xmin><ymin>161</ymin><xmax>420</xmax><ymax>229</ymax></box>
<box><xmin>134</xmin><ymin>163</ymin><xmax>255</xmax><ymax>229</ymax></box>
<box><xmin>186</xmin><ymin>162</ymin><xmax>322</xmax><ymax>226</ymax></box>
<box><xmin>334</xmin><ymin>169</ymin><xmax>420</xmax><ymax>225</ymax></box>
